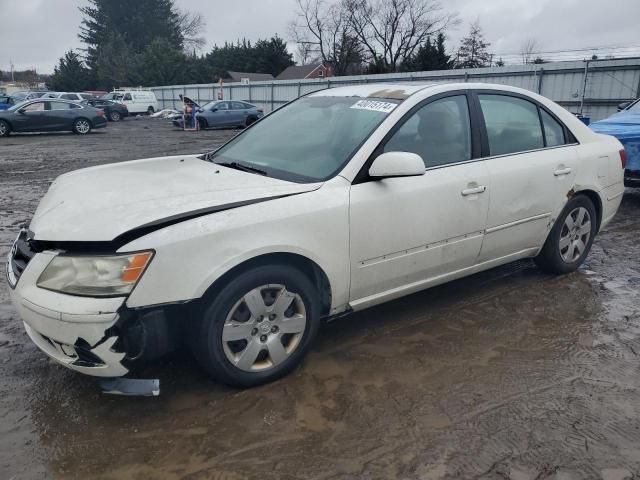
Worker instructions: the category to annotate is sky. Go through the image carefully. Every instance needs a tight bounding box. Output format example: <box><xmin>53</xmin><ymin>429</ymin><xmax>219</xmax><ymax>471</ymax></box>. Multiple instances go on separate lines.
<box><xmin>1</xmin><ymin>0</ymin><xmax>639</xmax><ymax>74</ymax></box>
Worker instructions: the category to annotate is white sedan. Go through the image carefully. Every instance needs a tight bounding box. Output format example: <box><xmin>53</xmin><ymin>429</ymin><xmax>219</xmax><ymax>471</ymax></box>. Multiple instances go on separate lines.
<box><xmin>7</xmin><ymin>83</ymin><xmax>625</xmax><ymax>389</ymax></box>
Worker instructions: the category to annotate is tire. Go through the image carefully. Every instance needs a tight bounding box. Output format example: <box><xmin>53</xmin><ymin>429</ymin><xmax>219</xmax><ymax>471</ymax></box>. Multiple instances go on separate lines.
<box><xmin>534</xmin><ymin>195</ymin><xmax>597</xmax><ymax>274</ymax></box>
<box><xmin>191</xmin><ymin>264</ymin><xmax>320</xmax><ymax>388</ymax></box>
<box><xmin>245</xmin><ymin>116</ymin><xmax>257</xmax><ymax>127</ymax></box>
<box><xmin>72</xmin><ymin>118</ymin><xmax>92</xmax><ymax>135</ymax></box>
<box><xmin>109</xmin><ymin>111</ymin><xmax>121</xmax><ymax>122</ymax></box>
<box><xmin>0</xmin><ymin>120</ymin><xmax>10</xmax><ymax>137</ymax></box>
<box><xmin>197</xmin><ymin>118</ymin><xmax>207</xmax><ymax>130</ymax></box>
<box><xmin>147</xmin><ymin>106</ymin><xmax>155</xmax><ymax>115</ymax></box>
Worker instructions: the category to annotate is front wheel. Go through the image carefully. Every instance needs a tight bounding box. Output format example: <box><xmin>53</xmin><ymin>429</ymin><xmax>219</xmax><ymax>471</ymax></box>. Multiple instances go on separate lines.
<box><xmin>109</xmin><ymin>111</ymin><xmax>121</xmax><ymax>122</ymax></box>
<box><xmin>72</xmin><ymin>118</ymin><xmax>92</xmax><ymax>135</ymax></box>
<box><xmin>191</xmin><ymin>265</ymin><xmax>320</xmax><ymax>388</ymax></box>
<box><xmin>535</xmin><ymin>195</ymin><xmax>597</xmax><ymax>274</ymax></box>
<box><xmin>0</xmin><ymin>120</ymin><xmax>10</xmax><ymax>137</ymax></box>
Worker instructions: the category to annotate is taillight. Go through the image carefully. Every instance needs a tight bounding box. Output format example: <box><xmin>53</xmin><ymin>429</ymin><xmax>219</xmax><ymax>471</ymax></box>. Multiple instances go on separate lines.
<box><xmin>97</xmin><ymin>109</ymin><xmax>105</xmax><ymax>117</ymax></box>
<box><xmin>619</xmin><ymin>148</ymin><xmax>627</xmax><ymax>169</ymax></box>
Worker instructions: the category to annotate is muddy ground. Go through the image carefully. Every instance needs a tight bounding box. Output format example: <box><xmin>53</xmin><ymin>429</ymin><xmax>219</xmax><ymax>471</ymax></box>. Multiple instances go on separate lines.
<box><xmin>1</xmin><ymin>117</ymin><xmax>639</xmax><ymax>480</ymax></box>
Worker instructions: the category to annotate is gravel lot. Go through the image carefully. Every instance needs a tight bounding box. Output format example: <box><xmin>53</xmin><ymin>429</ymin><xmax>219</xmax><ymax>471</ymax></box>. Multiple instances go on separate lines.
<box><xmin>1</xmin><ymin>117</ymin><xmax>639</xmax><ymax>480</ymax></box>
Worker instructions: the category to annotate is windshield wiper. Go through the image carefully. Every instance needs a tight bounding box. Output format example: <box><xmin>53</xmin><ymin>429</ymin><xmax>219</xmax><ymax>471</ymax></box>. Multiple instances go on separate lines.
<box><xmin>215</xmin><ymin>161</ymin><xmax>268</xmax><ymax>176</ymax></box>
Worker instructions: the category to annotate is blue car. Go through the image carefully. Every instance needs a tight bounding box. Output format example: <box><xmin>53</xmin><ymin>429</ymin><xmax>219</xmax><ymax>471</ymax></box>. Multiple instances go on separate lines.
<box><xmin>590</xmin><ymin>99</ymin><xmax>640</xmax><ymax>187</ymax></box>
<box><xmin>172</xmin><ymin>100</ymin><xmax>264</xmax><ymax>130</ymax></box>
<box><xmin>0</xmin><ymin>95</ymin><xmax>17</xmax><ymax>111</ymax></box>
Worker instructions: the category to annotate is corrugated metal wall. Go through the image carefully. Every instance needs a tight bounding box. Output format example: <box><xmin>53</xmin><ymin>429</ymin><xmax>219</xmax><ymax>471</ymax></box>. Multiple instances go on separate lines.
<box><xmin>151</xmin><ymin>57</ymin><xmax>640</xmax><ymax>121</ymax></box>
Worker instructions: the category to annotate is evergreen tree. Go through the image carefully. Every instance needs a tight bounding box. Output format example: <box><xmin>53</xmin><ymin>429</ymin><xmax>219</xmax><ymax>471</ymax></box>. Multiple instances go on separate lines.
<box><xmin>129</xmin><ymin>38</ymin><xmax>189</xmax><ymax>86</ymax></box>
<box><xmin>455</xmin><ymin>21</ymin><xmax>492</xmax><ymax>69</ymax></box>
<box><xmin>403</xmin><ymin>33</ymin><xmax>452</xmax><ymax>71</ymax></box>
<box><xmin>95</xmin><ymin>34</ymin><xmax>135</xmax><ymax>89</ymax></box>
<box><xmin>79</xmin><ymin>0</ymin><xmax>183</xmax><ymax>69</ymax></box>
<box><xmin>47</xmin><ymin>51</ymin><xmax>92</xmax><ymax>91</ymax></box>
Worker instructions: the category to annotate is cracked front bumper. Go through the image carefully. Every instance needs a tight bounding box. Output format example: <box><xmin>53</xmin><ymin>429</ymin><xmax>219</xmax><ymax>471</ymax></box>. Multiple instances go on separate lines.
<box><xmin>8</xmin><ymin>251</ymin><xmax>129</xmax><ymax>377</ymax></box>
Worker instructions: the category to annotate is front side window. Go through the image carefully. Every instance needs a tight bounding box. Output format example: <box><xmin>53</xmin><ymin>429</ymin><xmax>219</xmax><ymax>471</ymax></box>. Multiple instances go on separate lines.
<box><xmin>61</xmin><ymin>94</ymin><xmax>76</xmax><ymax>100</ymax></box>
<box><xmin>216</xmin><ymin>102</ymin><xmax>229</xmax><ymax>110</ymax></box>
<box><xmin>211</xmin><ymin>96</ymin><xmax>398</xmax><ymax>182</ymax></box>
<box><xmin>384</xmin><ymin>95</ymin><xmax>472</xmax><ymax>167</ymax></box>
<box><xmin>22</xmin><ymin>102</ymin><xmax>45</xmax><ymax>112</ymax></box>
<box><xmin>479</xmin><ymin>94</ymin><xmax>544</xmax><ymax>156</ymax></box>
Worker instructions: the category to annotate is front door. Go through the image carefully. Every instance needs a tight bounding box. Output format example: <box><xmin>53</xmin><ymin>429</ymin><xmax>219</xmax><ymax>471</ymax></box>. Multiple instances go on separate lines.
<box><xmin>349</xmin><ymin>94</ymin><xmax>490</xmax><ymax>304</ymax></box>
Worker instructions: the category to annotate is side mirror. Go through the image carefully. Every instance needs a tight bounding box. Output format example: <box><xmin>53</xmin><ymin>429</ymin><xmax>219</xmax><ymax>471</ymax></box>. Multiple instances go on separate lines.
<box><xmin>17</xmin><ymin>109</ymin><xmax>26</xmax><ymax>115</ymax></box>
<box><xmin>197</xmin><ymin>108</ymin><xmax>204</xmax><ymax>113</ymax></box>
<box><xmin>369</xmin><ymin>151</ymin><xmax>426</xmax><ymax>179</ymax></box>
<box><xmin>210</xmin><ymin>108</ymin><xmax>218</xmax><ymax>112</ymax></box>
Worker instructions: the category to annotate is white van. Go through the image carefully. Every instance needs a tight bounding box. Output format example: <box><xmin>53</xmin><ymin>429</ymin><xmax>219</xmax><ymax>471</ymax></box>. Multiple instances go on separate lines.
<box><xmin>101</xmin><ymin>89</ymin><xmax>159</xmax><ymax>115</ymax></box>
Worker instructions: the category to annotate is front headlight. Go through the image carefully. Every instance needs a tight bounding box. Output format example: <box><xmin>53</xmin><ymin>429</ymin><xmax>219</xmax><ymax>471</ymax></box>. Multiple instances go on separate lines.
<box><xmin>36</xmin><ymin>251</ymin><xmax>154</xmax><ymax>297</ymax></box>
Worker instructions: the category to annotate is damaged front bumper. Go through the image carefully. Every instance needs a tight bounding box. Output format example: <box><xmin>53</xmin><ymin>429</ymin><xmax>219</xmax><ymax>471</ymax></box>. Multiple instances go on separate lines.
<box><xmin>8</xmin><ymin>250</ymin><xmax>129</xmax><ymax>377</ymax></box>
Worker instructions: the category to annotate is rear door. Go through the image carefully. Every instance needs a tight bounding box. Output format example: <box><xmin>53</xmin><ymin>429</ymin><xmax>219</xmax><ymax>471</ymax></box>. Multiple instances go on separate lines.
<box><xmin>47</xmin><ymin>101</ymin><xmax>77</xmax><ymax>129</ymax></box>
<box><xmin>230</xmin><ymin>101</ymin><xmax>249</xmax><ymax>125</ymax></box>
<box><xmin>474</xmin><ymin>92</ymin><xmax>578</xmax><ymax>262</ymax></box>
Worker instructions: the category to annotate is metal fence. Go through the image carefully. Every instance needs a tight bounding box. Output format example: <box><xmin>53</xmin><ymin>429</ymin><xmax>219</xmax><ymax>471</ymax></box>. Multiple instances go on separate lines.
<box><xmin>151</xmin><ymin>57</ymin><xmax>640</xmax><ymax>121</ymax></box>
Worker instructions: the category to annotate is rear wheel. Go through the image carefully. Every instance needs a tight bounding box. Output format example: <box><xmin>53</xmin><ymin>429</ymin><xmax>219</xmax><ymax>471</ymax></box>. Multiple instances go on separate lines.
<box><xmin>191</xmin><ymin>264</ymin><xmax>320</xmax><ymax>388</ymax></box>
<box><xmin>72</xmin><ymin>118</ymin><xmax>92</xmax><ymax>135</ymax></box>
<box><xmin>535</xmin><ymin>195</ymin><xmax>597</xmax><ymax>274</ymax></box>
<box><xmin>147</xmin><ymin>106</ymin><xmax>155</xmax><ymax>115</ymax></box>
<box><xmin>245</xmin><ymin>116</ymin><xmax>257</xmax><ymax>127</ymax></box>
<box><xmin>0</xmin><ymin>120</ymin><xmax>10</xmax><ymax>137</ymax></box>
<box><xmin>109</xmin><ymin>111</ymin><xmax>121</xmax><ymax>122</ymax></box>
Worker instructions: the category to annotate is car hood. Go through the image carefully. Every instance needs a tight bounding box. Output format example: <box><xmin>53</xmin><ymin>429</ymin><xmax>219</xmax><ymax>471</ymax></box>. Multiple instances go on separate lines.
<box><xmin>30</xmin><ymin>155</ymin><xmax>321</xmax><ymax>242</ymax></box>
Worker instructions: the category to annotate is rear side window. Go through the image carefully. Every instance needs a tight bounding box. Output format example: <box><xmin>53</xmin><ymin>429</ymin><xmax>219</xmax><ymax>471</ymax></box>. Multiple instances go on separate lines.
<box><xmin>50</xmin><ymin>101</ymin><xmax>73</xmax><ymax>110</ymax></box>
<box><xmin>479</xmin><ymin>95</ymin><xmax>544</xmax><ymax>156</ymax></box>
<box><xmin>540</xmin><ymin>109</ymin><xmax>566</xmax><ymax>147</ymax></box>
<box><xmin>232</xmin><ymin>102</ymin><xmax>246</xmax><ymax>110</ymax></box>
<box><xmin>60</xmin><ymin>94</ymin><xmax>77</xmax><ymax>100</ymax></box>
<box><xmin>384</xmin><ymin>95</ymin><xmax>472</xmax><ymax>167</ymax></box>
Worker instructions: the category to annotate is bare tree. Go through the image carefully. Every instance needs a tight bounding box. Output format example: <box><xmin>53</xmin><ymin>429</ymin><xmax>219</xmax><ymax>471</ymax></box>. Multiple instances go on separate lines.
<box><xmin>520</xmin><ymin>38</ymin><xmax>539</xmax><ymax>64</ymax></box>
<box><xmin>289</xmin><ymin>0</ymin><xmax>363</xmax><ymax>75</ymax></box>
<box><xmin>177</xmin><ymin>10</ymin><xmax>206</xmax><ymax>52</ymax></box>
<box><xmin>343</xmin><ymin>0</ymin><xmax>457</xmax><ymax>73</ymax></box>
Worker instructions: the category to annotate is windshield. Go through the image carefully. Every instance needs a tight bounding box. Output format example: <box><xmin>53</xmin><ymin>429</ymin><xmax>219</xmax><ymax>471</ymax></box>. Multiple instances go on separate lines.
<box><xmin>211</xmin><ymin>96</ymin><xmax>398</xmax><ymax>182</ymax></box>
<box><xmin>7</xmin><ymin>100</ymin><xmax>29</xmax><ymax>111</ymax></box>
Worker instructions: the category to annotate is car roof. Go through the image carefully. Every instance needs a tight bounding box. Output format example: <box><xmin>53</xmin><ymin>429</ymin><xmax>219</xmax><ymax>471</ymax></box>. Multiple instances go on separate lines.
<box><xmin>308</xmin><ymin>82</ymin><xmax>545</xmax><ymax>102</ymax></box>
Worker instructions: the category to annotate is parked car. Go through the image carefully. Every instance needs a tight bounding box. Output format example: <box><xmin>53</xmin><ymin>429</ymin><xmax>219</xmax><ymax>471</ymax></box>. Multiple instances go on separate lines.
<box><xmin>590</xmin><ymin>99</ymin><xmax>640</xmax><ymax>187</ymax></box>
<box><xmin>7</xmin><ymin>83</ymin><xmax>625</xmax><ymax>390</ymax></box>
<box><xmin>81</xmin><ymin>98</ymin><xmax>128</xmax><ymax>122</ymax></box>
<box><xmin>11</xmin><ymin>91</ymin><xmax>49</xmax><ymax>101</ymax></box>
<box><xmin>41</xmin><ymin>92</ymin><xmax>96</xmax><ymax>102</ymax></box>
<box><xmin>172</xmin><ymin>100</ymin><xmax>265</xmax><ymax>129</ymax></box>
<box><xmin>101</xmin><ymin>89</ymin><xmax>159</xmax><ymax>115</ymax></box>
<box><xmin>0</xmin><ymin>94</ymin><xmax>18</xmax><ymax>110</ymax></box>
<box><xmin>0</xmin><ymin>98</ymin><xmax>107</xmax><ymax>136</ymax></box>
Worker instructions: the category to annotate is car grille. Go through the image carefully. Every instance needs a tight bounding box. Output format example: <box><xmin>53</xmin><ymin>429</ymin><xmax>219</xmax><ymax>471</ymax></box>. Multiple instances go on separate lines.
<box><xmin>9</xmin><ymin>230</ymin><xmax>40</xmax><ymax>282</ymax></box>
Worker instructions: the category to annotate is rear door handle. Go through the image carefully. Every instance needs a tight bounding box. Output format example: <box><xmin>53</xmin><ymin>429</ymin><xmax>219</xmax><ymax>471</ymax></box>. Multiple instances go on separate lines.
<box><xmin>554</xmin><ymin>167</ymin><xmax>572</xmax><ymax>176</ymax></box>
<box><xmin>461</xmin><ymin>185</ymin><xmax>486</xmax><ymax>196</ymax></box>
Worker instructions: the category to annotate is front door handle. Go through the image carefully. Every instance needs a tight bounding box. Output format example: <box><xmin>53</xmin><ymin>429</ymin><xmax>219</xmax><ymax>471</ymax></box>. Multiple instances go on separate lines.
<box><xmin>554</xmin><ymin>167</ymin><xmax>572</xmax><ymax>176</ymax></box>
<box><xmin>461</xmin><ymin>185</ymin><xmax>486</xmax><ymax>196</ymax></box>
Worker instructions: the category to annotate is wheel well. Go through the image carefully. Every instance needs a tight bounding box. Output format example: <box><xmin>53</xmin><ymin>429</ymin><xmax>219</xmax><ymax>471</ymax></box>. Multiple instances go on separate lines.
<box><xmin>573</xmin><ymin>189</ymin><xmax>602</xmax><ymax>232</ymax></box>
<box><xmin>0</xmin><ymin>118</ymin><xmax>12</xmax><ymax>130</ymax></box>
<box><xmin>75</xmin><ymin>117</ymin><xmax>92</xmax><ymax>127</ymax></box>
<box><xmin>198</xmin><ymin>117</ymin><xmax>208</xmax><ymax>127</ymax></box>
<box><xmin>201</xmin><ymin>253</ymin><xmax>332</xmax><ymax>317</ymax></box>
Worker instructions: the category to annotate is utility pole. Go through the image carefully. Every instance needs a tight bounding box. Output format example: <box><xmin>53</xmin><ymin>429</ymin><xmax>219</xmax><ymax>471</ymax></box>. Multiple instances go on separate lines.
<box><xmin>10</xmin><ymin>59</ymin><xmax>15</xmax><ymax>82</ymax></box>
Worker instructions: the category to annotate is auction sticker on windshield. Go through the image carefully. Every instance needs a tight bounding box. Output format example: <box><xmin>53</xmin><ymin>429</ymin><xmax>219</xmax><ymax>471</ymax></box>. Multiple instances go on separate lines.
<box><xmin>350</xmin><ymin>100</ymin><xmax>397</xmax><ymax>114</ymax></box>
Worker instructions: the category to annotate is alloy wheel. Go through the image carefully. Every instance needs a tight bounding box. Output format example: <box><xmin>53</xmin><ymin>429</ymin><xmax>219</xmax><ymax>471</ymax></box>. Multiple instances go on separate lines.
<box><xmin>559</xmin><ymin>206</ymin><xmax>591</xmax><ymax>263</ymax></box>
<box><xmin>222</xmin><ymin>284</ymin><xmax>307</xmax><ymax>372</ymax></box>
<box><xmin>75</xmin><ymin>120</ymin><xmax>90</xmax><ymax>134</ymax></box>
